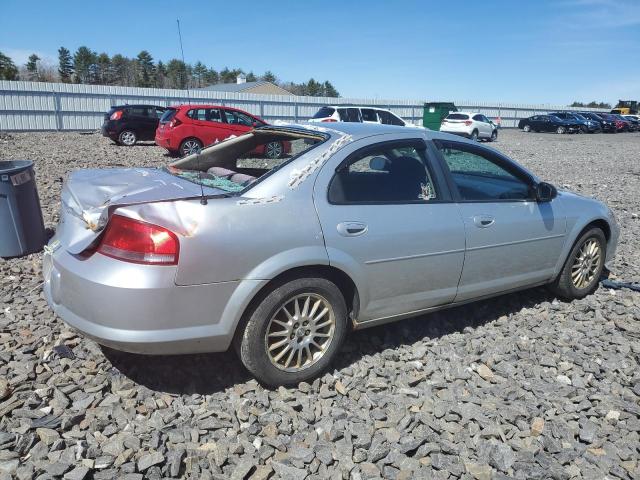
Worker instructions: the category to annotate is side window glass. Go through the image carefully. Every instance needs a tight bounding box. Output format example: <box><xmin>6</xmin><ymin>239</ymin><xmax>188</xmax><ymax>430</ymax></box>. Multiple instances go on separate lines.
<box><xmin>235</xmin><ymin>112</ymin><xmax>255</xmax><ymax>126</ymax></box>
<box><xmin>472</xmin><ymin>115</ymin><xmax>483</xmax><ymax>121</ymax></box>
<box><xmin>129</xmin><ymin>107</ymin><xmax>147</xmax><ymax>117</ymax></box>
<box><xmin>328</xmin><ymin>143</ymin><xmax>438</xmax><ymax>204</ymax></box>
<box><xmin>436</xmin><ymin>142</ymin><xmax>532</xmax><ymax>201</ymax></box>
<box><xmin>377</xmin><ymin>110</ymin><xmax>391</xmax><ymax>124</ymax></box>
<box><xmin>361</xmin><ymin>108</ymin><xmax>377</xmax><ymax>122</ymax></box>
<box><xmin>206</xmin><ymin>108</ymin><xmax>222</xmax><ymax>123</ymax></box>
<box><xmin>188</xmin><ymin>109</ymin><xmax>207</xmax><ymax>121</ymax></box>
<box><xmin>389</xmin><ymin>113</ymin><xmax>405</xmax><ymax>126</ymax></box>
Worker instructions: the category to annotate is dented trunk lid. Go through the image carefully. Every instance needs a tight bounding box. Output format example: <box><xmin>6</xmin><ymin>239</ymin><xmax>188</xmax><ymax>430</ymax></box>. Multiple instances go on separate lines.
<box><xmin>56</xmin><ymin>167</ymin><xmax>223</xmax><ymax>254</ymax></box>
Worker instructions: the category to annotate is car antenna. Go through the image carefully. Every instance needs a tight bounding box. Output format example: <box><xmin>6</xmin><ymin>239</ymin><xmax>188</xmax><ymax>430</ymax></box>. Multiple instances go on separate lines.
<box><xmin>177</xmin><ymin>18</ymin><xmax>207</xmax><ymax>205</ymax></box>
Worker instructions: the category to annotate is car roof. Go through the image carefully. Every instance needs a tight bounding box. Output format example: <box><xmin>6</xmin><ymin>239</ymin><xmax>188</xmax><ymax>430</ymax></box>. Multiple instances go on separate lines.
<box><xmin>321</xmin><ymin>105</ymin><xmax>396</xmax><ymax>113</ymax></box>
<box><xmin>447</xmin><ymin>111</ymin><xmax>480</xmax><ymax>116</ymax></box>
<box><xmin>112</xmin><ymin>104</ymin><xmax>165</xmax><ymax>109</ymax></box>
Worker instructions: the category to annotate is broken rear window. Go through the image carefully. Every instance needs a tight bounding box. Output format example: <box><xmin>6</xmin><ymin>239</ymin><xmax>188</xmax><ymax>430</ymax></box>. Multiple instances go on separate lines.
<box><xmin>165</xmin><ymin>128</ymin><xmax>327</xmax><ymax>194</ymax></box>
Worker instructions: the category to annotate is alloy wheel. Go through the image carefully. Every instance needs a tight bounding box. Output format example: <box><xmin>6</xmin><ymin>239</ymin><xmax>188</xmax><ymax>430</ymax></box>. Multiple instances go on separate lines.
<box><xmin>119</xmin><ymin>131</ymin><xmax>136</xmax><ymax>146</ymax></box>
<box><xmin>265</xmin><ymin>141</ymin><xmax>283</xmax><ymax>159</ymax></box>
<box><xmin>571</xmin><ymin>238</ymin><xmax>601</xmax><ymax>289</ymax></box>
<box><xmin>523</xmin><ymin>125</ymin><xmax>531</xmax><ymax>132</ymax></box>
<box><xmin>265</xmin><ymin>293</ymin><xmax>336</xmax><ymax>372</ymax></box>
<box><xmin>181</xmin><ymin>140</ymin><xmax>201</xmax><ymax>156</ymax></box>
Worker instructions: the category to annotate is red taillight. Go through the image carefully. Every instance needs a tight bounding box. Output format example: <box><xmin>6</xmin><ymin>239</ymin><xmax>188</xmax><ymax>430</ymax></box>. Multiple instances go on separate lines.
<box><xmin>321</xmin><ymin>118</ymin><xmax>337</xmax><ymax>122</ymax></box>
<box><xmin>464</xmin><ymin>120</ymin><xmax>472</xmax><ymax>126</ymax></box>
<box><xmin>97</xmin><ymin>215</ymin><xmax>179</xmax><ymax>265</ymax></box>
<box><xmin>110</xmin><ymin>110</ymin><xmax>123</xmax><ymax>120</ymax></box>
<box><xmin>169</xmin><ymin>118</ymin><xmax>182</xmax><ymax>128</ymax></box>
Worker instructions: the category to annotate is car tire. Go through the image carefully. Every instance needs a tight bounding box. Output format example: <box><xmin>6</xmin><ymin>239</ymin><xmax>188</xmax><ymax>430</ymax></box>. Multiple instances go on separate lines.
<box><xmin>179</xmin><ymin>138</ymin><xmax>203</xmax><ymax>157</ymax></box>
<box><xmin>237</xmin><ymin>277</ymin><xmax>348</xmax><ymax>386</ymax></box>
<box><xmin>470</xmin><ymin>130</ymin><xmax>479</xmax><ymax>141</ymax></box>
<box><xmin>265</xmin><ymin>141</ymin><xmax>284</xmax><ymax>159</ymax></box>
<box><xmin>549</xmin><ymin>227</ymin><xmax>606</xmax><ymax>300</ymax></box>
<box><xmin>556</xmin><ymin>126</ymin><xmax>566</xmax><ymax>134</ymax></box>
<box><xmin>523</xmin><ymin>125</ymin><xmax>531</xmax><ymax>132</ymax></box>
<box><xmin>489</xmin><ymin>130</ymin><xmax>498</xmax><ymax>142</ymax></box>
<box><xmin>580</xmin><ymin>125</ymin><xmax>588</xmax><ymax>134</ymax></box>
<box><xmin>118</xmin><ymin>130</ymin><xmax>137</xmax><ymax>146</ymax></box>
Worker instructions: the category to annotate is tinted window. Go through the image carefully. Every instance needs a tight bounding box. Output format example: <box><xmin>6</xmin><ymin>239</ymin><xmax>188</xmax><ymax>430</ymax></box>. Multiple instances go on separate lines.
<box><xmin>337</xmin><ymin>108</ymin><xmax>361</xmax><ymax>122</ymax></box>
<box><xmin>159</xmin><ymin>109</ymin><xmax>177</xmax><ymax>124</ymax></box>
<box><xmin>377</xmin><ymin>110</ymin><xmax>404</xmax><ymax>126</ymax></box>
<box><xmin>206</xmin><ymin>108</ymin><xmax>223</xmax><ymax>123</ymax></box>
<box><xmin>361</xmin><ymin>108</ymin><xmax>378</xmax><ymax>122</ymax></box>
<box><xmin>187</xmin><ymin>108</ymin><xmax>207</xmax><ymax>121</ymax></box>
<box><xmin>128</xmin><ymin>107</ymin><xmax>150</xmax><ymax>117</ymax></box>
<box><xmin>223</xmin><ymin>110</ymin><xmax>259</xmax><ymax>126</ymax></box>
<box><xmin>328</xmin><ymin>142</ymin><xmax>438</xmax><ymax>203</ymax></box>
<box><xmin>436</xmin><ymin>142</ymin><xmax>532</xmax><ymax>201</ymax></box>
<box><xmin>472</xmin><ymin>114</ymin><xmax>483</xmax><ymax>121</ymax></box>
<box><xmin>313</xmin><ymin>107</ymin><xmax>335</xmax><ymax>119</ymax></box>
<box><xmin>446</xmin><ymin>113</ymin><xmax>470</xmax><ymax>120</ymax></box>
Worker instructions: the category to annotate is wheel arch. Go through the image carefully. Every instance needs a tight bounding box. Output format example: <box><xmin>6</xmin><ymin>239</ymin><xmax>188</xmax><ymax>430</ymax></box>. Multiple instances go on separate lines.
<box><xmin>553</xmin><ymin>217</ymin><xmax>612</xmax><ymax>278</ymax></box>
<box><xmin>233</xmin><ymin>264</ymin><xmax>360</xmax><ymax>346</ymax></box>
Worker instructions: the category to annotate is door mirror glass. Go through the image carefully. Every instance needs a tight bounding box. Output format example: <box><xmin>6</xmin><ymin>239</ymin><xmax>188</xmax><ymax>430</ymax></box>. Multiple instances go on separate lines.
<box><xmin>535</xmin><ymin>182</ymin><xmax>557</xmax><ymax>202</ymax></box>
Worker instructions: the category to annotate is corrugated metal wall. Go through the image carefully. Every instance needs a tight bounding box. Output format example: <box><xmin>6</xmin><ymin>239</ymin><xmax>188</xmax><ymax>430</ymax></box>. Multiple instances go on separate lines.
<box><xmin>0</xmin><ymin>80</ymin><xmax>609</xmax><ymax>131</ymax></box>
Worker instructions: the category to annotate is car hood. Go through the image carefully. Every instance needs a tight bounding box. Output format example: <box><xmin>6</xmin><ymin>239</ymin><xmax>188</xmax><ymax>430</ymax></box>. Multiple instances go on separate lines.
<box><xmin>56</xmin><ymin>167</ymin><xmax>223</xmax><ymax>254</ymax></box>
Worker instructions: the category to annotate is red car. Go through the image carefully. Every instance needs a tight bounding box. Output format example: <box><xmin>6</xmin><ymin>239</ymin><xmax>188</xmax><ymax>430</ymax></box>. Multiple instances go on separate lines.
<box><xmin>155</xmin><ymin>104</ymin><xmax>291</xmax><ymax>158</ymax></box>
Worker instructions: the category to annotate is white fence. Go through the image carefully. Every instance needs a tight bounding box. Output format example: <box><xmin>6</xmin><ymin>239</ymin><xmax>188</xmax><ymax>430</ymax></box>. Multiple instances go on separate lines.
<box><xmin>0</xmin><ymin>80</ymin><xmax>608</xmax><ymax>131</ymax></box>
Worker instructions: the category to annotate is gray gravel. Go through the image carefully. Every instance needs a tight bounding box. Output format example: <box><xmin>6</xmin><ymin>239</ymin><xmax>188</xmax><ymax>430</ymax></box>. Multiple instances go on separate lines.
<box><xmin>1</xmin><ymin>129</ymin><xmax>639</xmax><ymax>479</ymax></box>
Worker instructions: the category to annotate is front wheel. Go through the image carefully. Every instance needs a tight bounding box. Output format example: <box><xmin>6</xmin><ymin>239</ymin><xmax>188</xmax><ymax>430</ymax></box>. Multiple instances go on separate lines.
<box><xmin>237</xmin><ymin>277</ymin><xmax>348</xmax><ymax>386</ymax></box>
<box><xmin>523</xmin><ymin>125</ymin><xmax>531</xmax><ymax>132</ymax></box>
<box><xmin>550</xmin><ymin>227</ymin><xmax>606</xmax><ymax>300</ymax></box>
<box><xmin>556</xmin><ymin>126</ymin><xmax>566</xmax><ymax>134</ymax></box>
<box><xmin>489</xmin><ymin>129</ymin><xmax>498</xmax><ymax>142</ymax></box>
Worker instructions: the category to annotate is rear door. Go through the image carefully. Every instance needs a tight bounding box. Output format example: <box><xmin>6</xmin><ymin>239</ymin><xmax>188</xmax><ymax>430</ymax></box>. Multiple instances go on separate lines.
<box><xmin>337</xmin><ymin>108</ymin><xmax>362</xmax><ymax>122</ymax></box>
<box><xmin>433</xmin><ymin>139</ymin><xmax>566</xmax><ymax>301</ymax></box>
<box><xmin>313</xmin><ymin>137</ymin><xmax>466</xmax><ymax>322</ymax></box>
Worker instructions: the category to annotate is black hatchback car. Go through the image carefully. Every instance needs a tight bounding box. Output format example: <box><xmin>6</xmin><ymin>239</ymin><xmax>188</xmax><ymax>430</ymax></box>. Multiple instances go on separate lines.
<box><xmin>102</xmin><ymin>105</ymin><xmax>167</xmax><ymax>146</ymax></box>
<box><xmin>518</xmin><ymin>114</ymin><xmax>581</xmax><ymax>134</ymax></box>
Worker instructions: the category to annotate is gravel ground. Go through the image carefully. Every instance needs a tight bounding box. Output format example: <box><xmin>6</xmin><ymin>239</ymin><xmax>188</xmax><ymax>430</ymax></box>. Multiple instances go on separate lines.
<box><xmin>1</xmin><ymin>130</ymin><xmax>639</xmax><ymax>480</ymax></box>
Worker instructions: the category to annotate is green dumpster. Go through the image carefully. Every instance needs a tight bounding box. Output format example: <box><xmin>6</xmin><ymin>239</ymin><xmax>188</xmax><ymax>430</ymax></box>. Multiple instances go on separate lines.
<box><xmin>423</xmin><ymin>102</ymin><xmax>457</xmax><ymax>130</ymax></box>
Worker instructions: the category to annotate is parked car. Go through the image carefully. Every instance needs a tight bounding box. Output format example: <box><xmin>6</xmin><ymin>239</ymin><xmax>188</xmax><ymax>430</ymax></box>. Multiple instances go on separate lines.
<box><xmin>549</xmin><ymin>112</ymin><xmax>601</xmax><ymax>133</ymax></box>
<box><xmin>610</xmin><ymin>114</ymin><xmax>636</xmax><ymax>132</ymax></box>
<box><xmin>518</xmin><ymin>114</ymin><xmax>581</xmax><ymax>134</ymax></box>
<box><xmin>594</xmin><ymin>113</ymin><xmax>626</xmax><ymax>133</ymax></box>
<box><xmin>102</xmin><ymin>105</ymin><xmax>167</xmax><ymax>146</ymax></box>
<box><xmin>579</xmin><ymin>112</ymin><xmax>616</xmax><ymax>133</ymax></box>
<box><xmin>622</xmin><ymin>115</ymin><xmax>640</xmax><ymax>130</ymax></box>
<box><xmin>155</xmin><ymin>104</ymin><xmax>290</xmax><ymax>158</ymax></box>
<box><xmin>440</xmin><ymin>112</ymin><xmax>498</xmax><ymax>141</ymax></box>
<box><xmin>43</xmin><ymin>123</ymin><xmax>618</xmax><ymax>386</ymax></box>
<box><xmin>309</xmin><ymin>105</ymin><xmax>418</xmax><ymax>128</ymax></box>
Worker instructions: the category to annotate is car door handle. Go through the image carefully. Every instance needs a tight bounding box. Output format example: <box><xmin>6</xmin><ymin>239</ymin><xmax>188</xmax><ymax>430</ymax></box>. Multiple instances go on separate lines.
<box><xmin>473</xmin><ymin>215</ymin><xmax>495</xmax><ymax>228</ymax></box>
<box><xmin>337</xmin><ymin>222</ymin><xmax>368</xmax><ymax>237</ymax></box>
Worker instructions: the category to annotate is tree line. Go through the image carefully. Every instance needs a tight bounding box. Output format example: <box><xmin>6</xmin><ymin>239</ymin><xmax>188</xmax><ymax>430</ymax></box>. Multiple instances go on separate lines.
<box><xmin>0</xmin><ymin>47</ymin><xmax>340</xmax><ymax>97</ymax></box>
<box><xmin>569</xmin><ymin>101</ymin><xmax>612</xmax><ymax>109</ymax></box>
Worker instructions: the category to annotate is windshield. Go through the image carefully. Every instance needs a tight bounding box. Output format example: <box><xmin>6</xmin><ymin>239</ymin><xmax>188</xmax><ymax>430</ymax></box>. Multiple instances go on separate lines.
<box><xmin>165</xmin><ymin>128</ymin><xmax>327</xmax><ymax>193</ymax></box>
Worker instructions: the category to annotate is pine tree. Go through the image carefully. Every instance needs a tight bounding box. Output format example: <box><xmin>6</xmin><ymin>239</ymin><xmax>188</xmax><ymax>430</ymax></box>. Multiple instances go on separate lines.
<box><xmin>304</xmin><ymin>78</ymin><xmax>322</xmax><ymax>96</ymax></box>
<box><xmin>155</xmin><ymin>61</ymin><xmax>167</xmax><ymax>88</ymax></box>
<box><xmin>246</xmin><ymin>71</ymin><xmax>257</xmax><ymax>82</ymax></box>
<box><xmin>192</xmin><ymin>61</ymin><xmax>207</xmax><ymax>87</ymax></box>
<box><xmin>95</xmin><ymin>53</ymin><xmax>112</xmax><ymax>84</ymax></box>
<box><xmin>136</xmin><ymin>50</ymin><xmax>155</xmax><ymax>87</ymax></box>
<box><xmin>73</xmin><ymin>46</ymin><xmax>97</xmax><ymax>83</ymax></box>
<box><xmin>323</xmin><ymin>81</ymin><xmax>339</xmax><ymax>97</ymax></box>
<box><xmin>0</xmin><ymin>51</ymin><xmax>18</xmax><ymax>80</ymax></box>
<box><xmin>58</xmin><ymin>47</ymin><xmax>73</xmax><ymax>82</ymax></box>
<box><xmin>166</xmin><ymin>59</ymin><xmax>188</xmax><ymax>89</ymax></box>
<box><xmin>25</xmin><ymin>54</ymin><xmax>40</xmax><ymax>81</ymax></box>
<box><xmin>204</xmin><ymin>68</ymin><xmax>219</xmax><ymax>85</ymax></box>
<box><xmin>261</xmin><ymin>71</ymin><xmax>276</xmax><ymax>83</ymax></box>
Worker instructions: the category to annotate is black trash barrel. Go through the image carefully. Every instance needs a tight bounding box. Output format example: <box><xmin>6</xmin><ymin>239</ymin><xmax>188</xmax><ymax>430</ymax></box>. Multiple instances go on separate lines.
<box><xmin>0</xmin><ymin>160</ymin><xmax>46</xmax><ymax>258</ymax></box>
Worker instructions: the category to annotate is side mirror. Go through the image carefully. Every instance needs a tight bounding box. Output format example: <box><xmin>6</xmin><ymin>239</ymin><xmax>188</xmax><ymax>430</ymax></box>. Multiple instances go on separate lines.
<box><xmin>252</xmin><ymin>121</ymin><xmax>259</xmax><ymax>128</ymax></box>
<box><xmin>535</xmin><ymin>182</ymin><xmax>557</xmax><ymax>202</ymax></box>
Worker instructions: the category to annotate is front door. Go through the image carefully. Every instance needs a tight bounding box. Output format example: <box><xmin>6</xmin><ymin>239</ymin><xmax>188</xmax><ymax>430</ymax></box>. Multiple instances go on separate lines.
<box><xmin>433</xmin><ymin>139</ymin><xmax>566</xmax><ymax>301</ymax></box>
<box><xmin>314</xmin><ymin>137</ymin><xmax>466</xmax><ymax>322</ymax></box>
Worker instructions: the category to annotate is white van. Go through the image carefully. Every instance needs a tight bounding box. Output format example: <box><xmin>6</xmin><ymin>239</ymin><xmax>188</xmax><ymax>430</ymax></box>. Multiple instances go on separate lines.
<box><xmin>309</xmin><ymin>106</ymin><xmax>420</xmax><ymax>127</ymax></box>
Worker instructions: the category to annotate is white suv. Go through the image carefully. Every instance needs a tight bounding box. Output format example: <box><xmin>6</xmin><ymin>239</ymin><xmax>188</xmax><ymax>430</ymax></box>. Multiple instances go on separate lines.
<box><xmin>440</xmin><ymin>112</ymin><xmax>498</xmax><ymax>141</ymax></box>
<box><xmin>309</xmin><ymin>106</ymin><xmax>419</xmax><ymax>127</ymax></box>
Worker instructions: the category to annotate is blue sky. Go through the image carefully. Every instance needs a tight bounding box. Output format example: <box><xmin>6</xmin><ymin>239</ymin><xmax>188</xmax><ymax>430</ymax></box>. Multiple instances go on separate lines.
<box><xmin>1</xmin><ymin>0</ymin><xmax>638</xmax><ymax>104</ymax></box>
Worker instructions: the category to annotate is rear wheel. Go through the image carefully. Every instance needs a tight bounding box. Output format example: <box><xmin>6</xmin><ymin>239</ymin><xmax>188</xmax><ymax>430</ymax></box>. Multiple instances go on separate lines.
<box><xmin>118</xmin><ymin>130</ymin><xmax>137</xmax><ymax>146</ymax></box>
<box><xmin>549</xmin><ymin>227</ymin><xmax>606</xmax><ymax>300</ymax></box>
<box><xmin>237</xmin><ymin>277</ymin><xmax>348</xmax><ymax>386</ymax></box>
<box><xmin>179</xmin><ymin>138</ymin><xmax>203</xmax><ymax>157</ymax></box>
<box><xmin>470</xmin><ymin>130</ymin><xmax>479</xmax><ymax>141</ymax></box>
<box><xmin>265</xmin><ymin>141</ymin><xmax>284</xmax><ymax>159</ymax></box>
<box><xmin>556</xmin><ymin>126</ymin><xmax>566</xmax><ymax>134</ymax></box>
<box><xmin>523</xmin><ymin>124</ymin><xmax>531</xmax><ymax>132</ymax></box>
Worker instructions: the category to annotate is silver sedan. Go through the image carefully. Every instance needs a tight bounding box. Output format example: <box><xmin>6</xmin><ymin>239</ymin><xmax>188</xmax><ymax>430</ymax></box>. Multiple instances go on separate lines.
<box><xmin>43</xmin><ymin>123</ymin><xmax>619</xmax><ymax>385</ymax></box>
